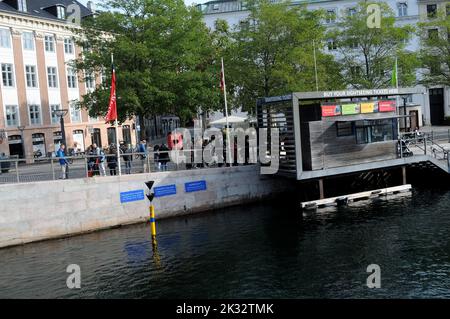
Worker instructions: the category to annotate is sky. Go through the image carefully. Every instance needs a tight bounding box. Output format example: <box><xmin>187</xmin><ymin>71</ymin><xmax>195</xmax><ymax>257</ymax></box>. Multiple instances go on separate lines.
<box><xmin>77</xmin><ymin>0</ymin><xmax>203</xmax><ymax>9</ymax></box>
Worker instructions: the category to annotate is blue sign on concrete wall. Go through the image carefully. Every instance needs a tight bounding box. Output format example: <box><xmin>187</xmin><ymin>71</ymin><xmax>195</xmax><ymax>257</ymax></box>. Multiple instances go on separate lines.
<box><xmin>154</xmin><ymin>184</ymin><xmax>177</xmax><ymax>197</ymax></box>
<box><xmin>120</xmin><ymin>190</ymin><xmax>145</xmax><ymax>203</ymax></box>
<box><xmin>185</xmin><ymin>180</ymin><xmax>207</xmax><ymax>193</ymax></box>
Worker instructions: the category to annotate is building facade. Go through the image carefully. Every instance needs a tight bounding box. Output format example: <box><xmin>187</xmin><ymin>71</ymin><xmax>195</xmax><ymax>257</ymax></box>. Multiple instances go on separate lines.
<box><xmin>0</xmin><ymin>0</ymin><xmax>137</xmax><ymax>159</ymax></box>
<box><xmin>198</xmin><ymin>0</ymin><xmax>450</xmax><ymax>128</ymax></box>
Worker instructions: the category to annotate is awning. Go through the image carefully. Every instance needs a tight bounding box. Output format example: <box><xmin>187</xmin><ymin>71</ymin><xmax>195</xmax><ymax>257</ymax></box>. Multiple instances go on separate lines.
<box><xmin>209</xmin><ymin>115</ymin><xmax>247</xmax><ymax>125</ymax></box>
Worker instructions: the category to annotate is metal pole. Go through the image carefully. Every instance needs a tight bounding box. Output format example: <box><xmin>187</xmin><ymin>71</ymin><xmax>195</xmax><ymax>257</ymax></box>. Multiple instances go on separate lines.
<box><xmin>112</xmin><ymin>53</ymin><xmax>122</xmax><ymax>176</ymax></box>
<box><xmin>15</xmin><ymin>161</ymin><xmax>19</xmax><ymax>183</ymax></box>
<box><xmin>51</xmin><ymin>157</ymin><xmax>55</xmax><ymax>180</ymax></box>
<box><xmin>221</xmin><ymin>57</ymin><xmax>232</xmax><ymax>167</ymax></box>
<box><xmin>150</xmin><ymin>204</ymin><xmax>157</xmax><ymax>247</ymax></box>
<box><xmin>313</xmin><ymin>39</ymin><xmax>319</xmax><ymax>92</ymax></box>
<box><xmin>85</xmin><ymin>156</ymin><xmax>89</xmax><ymax>178</ymax></box>
<box><xmin>60</xmin><ymin>116</ymin><xmax>66</xmax><ymax>148</ymax></box>
<box><xmin>424</xmin><ymin>137</ymin><xmax>427</xmax><ymax>155</ymax></box>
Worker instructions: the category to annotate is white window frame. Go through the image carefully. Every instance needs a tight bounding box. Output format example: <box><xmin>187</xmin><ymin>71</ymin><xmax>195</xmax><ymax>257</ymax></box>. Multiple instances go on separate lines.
<box><xmin>28</xmin><ymin>104</ymin><xmax>42</xmax><ymax>125</ymax></box>
<box><xmin>64</xmin><ymin>38</ymin><xmax>74</xmax><ymax>55</ymax></box>
<box><xmin>348</xmin><ymin>7</ymin><xmax>357</xmax><ymax>17</ymax></box>
<box><xmin>44</xmin><ymin>35</ymin><xmax>55</xmax><ymax>52</ymax></box>
<box><xmin>50</xmin><ymin>104</ymin><xmax>61</xmax><ymax>124</ymax></box>
<box><xmin>47</xmin><ymin>66</ymin><xmax>58</xmax><ymax>88</ymax></box>
<box><xmin>85</xmin><ymin>72</ymin><xmax>95</xmax><ymax>89</ymax></box>
<box><xmin>67</xmin><ymin>67</ymin><xmax>78</xmax><ymax>88</ymax></box>
<box><xmin>1</xmin><ymin>63</ymin><xmax>15</xmax><ymax>87</ymax></box>
<box><xmin>0</xmin><ymin>28</ymin><xmax>11</xmax><ymax>48</ymax></box>
<box><xmin>70</xmin><ymin>105</ymin><xmax>81</xmax><ymax>123</ymax></box>
<box><xmin>57</xmin><ymin>6</ymin><xmax>66</xmax><ymax>20</ymax></box>
<box><xmin>5</xmin><ymin>105</ymin><xmax>19</xmax><ymax>127</ymax></box>
<box><xmin>326</xmin><ymin>8</ymin><xmax>337</xmax><ymax>24</ymax></box>
<box><xmin>398</xmin><ymin>2</ymin><xmax>408</xmax><ymax>17</ymax></box>
<box><xmin>327</xmin><ymin>39</ymin><xmax>337</xmax><ymax>51</ymax></box>
<box><xmin>18</xmin><ymin>0</ymin><xmax>27</xmax><ymax>12</ymax></box>
<box><xmin>22</xmin><ymin>32</ymin><xmax>34</xmax><ymax>51</ymax></box>
<box><xmin>25</xmin><ymin>65</ymin><xmax>38</xmax><ymax>88</ymax></box>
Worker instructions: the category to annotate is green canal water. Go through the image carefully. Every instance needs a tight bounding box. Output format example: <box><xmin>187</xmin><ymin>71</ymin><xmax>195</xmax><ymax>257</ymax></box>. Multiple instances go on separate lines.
<box><xmin>1</xmin><ymin>187</ymin><xmax>450</xmax><ymax>298</ymax></box>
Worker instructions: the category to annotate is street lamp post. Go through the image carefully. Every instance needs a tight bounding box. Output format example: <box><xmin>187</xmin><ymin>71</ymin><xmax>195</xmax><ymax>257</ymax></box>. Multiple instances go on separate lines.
<box><xmin>53</xmin><ymin>109</ymin><xmax>69</xmax><ymax>147</ymax></box>
<box><xmin>17</xmin><ymin>125</ymin><xmax>25</xmax><ymax>159</ymax></box>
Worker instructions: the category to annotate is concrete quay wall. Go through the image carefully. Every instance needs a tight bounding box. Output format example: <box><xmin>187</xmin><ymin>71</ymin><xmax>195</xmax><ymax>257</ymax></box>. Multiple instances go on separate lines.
<box><xmin>0</xmin><ymin>166</ymin><xmax>292</xmax><ymax>248</ymax></box>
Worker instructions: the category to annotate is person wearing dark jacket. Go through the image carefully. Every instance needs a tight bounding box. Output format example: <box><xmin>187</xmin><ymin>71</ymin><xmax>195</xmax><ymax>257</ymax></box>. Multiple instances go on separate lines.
<box><xmin>107</xmin><ymin>146</ymin><xmax>118</xmax><ymax>176</ymax></box>
<box><xmin>121</xmin><ymin>143</ymin><xmax>133</xmax><ymax>174</ymax></box>
<box><xmin>159</xmin><ymin>144</ymin><xmax>170</xmax><ymax>171</ymax></box>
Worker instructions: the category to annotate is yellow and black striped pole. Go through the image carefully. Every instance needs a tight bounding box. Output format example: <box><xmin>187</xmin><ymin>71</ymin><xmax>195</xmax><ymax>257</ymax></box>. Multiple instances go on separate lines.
<box><xmin>150</xmin><ymin>204</ymin><xmax>157</xmax><ymax>247</ymax></box>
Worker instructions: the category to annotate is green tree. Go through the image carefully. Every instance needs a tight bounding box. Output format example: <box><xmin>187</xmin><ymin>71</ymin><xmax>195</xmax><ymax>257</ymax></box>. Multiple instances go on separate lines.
<box><xmin>74</xmin><ymin>0</ymin><xmax>220</xmax><ymax>137</ymax></box>
<box><xmin>223</xmin><ymin>0</ymin><xmax>342</xmax><ymax>113</ymax></box>
<box><xmin>329</xmin><ymin>1</ymin><xmax>417</xmax><ymax>89</ymax></box>
<box><xmin>418</xmin><ymin>7</ymin><xmax>450</xmax><ymax>87</ymax></box>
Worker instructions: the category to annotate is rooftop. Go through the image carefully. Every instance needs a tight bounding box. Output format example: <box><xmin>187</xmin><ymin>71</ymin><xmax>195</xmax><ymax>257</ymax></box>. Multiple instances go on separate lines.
<box><xmin>0</xmin><ymin>0</ymin><xmax>92</xmax><ymax>23</ymax></box>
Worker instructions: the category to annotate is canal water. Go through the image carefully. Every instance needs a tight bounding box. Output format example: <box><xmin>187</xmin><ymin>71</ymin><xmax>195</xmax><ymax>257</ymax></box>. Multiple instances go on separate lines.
<box><xmin>1</xmin><ymin>187</ymin><xmax>450</xmax><ymax>298</ymax></box>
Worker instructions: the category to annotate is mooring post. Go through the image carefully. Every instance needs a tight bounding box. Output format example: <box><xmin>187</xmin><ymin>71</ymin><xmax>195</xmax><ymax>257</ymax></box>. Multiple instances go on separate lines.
<box><xmin>318</xmin><ymin>179</ymin><xmax>324</xmax><ymax>199</ymax></box>
<box><xmin>402</xmin><ymin>166</ymin><xmax>407</xmax><ymax>185</ymax></box>
<box><xmin>145</xmin><ymin>181</ymin><xmax>157</xmax><ymax>248</ymax></box>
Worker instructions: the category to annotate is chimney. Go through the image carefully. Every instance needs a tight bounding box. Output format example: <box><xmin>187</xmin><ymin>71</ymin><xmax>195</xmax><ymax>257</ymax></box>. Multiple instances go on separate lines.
<box><xmin>86</xmin><ymin>1</ymin><xmax>96</xmax><ymax>13</ymax></box>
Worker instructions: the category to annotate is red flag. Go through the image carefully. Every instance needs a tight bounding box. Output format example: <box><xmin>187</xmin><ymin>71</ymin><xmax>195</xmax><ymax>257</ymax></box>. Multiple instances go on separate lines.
<box><xmin>105</xmin><ymin>65</ymin><xmax>117</xmax><ymax>123</ymax></box>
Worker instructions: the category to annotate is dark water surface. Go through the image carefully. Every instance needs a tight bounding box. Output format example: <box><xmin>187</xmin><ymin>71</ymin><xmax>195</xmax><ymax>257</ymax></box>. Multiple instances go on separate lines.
<box><xmin>1</xmin><ymin>188</ymin><xmax>450</xmax><ymax>298</ymax></box>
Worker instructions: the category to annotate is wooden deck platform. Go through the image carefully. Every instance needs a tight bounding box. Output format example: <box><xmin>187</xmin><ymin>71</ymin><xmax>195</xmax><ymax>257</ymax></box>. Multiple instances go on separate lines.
<box><xmin>301</xmin><ymin>184</ymin><xmax>412</xmax><ymax>210</ymax></box>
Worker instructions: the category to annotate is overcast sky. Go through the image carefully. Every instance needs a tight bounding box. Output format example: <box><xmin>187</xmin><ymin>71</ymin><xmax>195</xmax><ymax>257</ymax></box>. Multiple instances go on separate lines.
<box><xmin>77</xmin><ymin>0</ymin><xmax>204</xmax><ymax>8</ymax></box>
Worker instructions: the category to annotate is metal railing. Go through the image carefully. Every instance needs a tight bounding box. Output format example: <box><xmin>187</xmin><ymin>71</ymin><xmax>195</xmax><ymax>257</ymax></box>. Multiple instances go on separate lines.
<box><xmin>399</xmin><ymin>132</ymin><xmax>449</xmax><ymax>164</ymax></box>
<box><xmin>0</xmin><ymin>149</ymin><xmax>256</xmax><ymax>184</ymax></box>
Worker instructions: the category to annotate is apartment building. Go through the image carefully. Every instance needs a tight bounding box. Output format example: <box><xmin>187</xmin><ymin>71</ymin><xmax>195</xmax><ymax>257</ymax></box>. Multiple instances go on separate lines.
<box><xmin>198</xmin><ymin>0</ymin><xmax>449</xmax><ymax>128</ymax></box>
<box><xmin>0</xmin><ymin>0</ymin><xmax>136</xmax><ymax>159</ymax></box>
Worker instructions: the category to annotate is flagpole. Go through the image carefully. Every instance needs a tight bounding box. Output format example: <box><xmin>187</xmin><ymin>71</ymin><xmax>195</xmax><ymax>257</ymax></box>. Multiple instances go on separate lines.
<box><xmin>112</xmin><ymin>53</ymin><xmax>122</xmax><ymax>176</ymax></box>
<box><xmin>221</xmin><ymin>57</ymin><xmax>232</xmax><ymax>166</ymax></box>
<box><xmin>313</xmin><ymin>40</ymin><xmax>319</xmax><ymax>92</ymax></box>
<box><xmin>395</xmin><ymin>56</ymin><xmax>401</xmax><ymax>136</ymax></box>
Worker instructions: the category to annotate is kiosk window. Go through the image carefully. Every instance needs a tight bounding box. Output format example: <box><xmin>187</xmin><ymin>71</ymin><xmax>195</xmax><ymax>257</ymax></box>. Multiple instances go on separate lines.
<box><xmin>336</xmin><ymin>122</ymin><xmax>354</xmax><ymax>137</ymax></box>
<box><xmin>355</xmin><ymin>120</ymin><xmax>394</xmax><ymax>144</ymax></box>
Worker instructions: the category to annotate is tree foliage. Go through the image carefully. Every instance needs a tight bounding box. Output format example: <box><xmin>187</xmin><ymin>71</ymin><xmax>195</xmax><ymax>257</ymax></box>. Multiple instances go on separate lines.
<box><xmin>418</xmin><ymin>8</ymin><xmax>450</xmax><ymax>87</ymax></box>
<box><xmin>329</xmin><ymin>1</ymin><xmax>417</xmax><ymax>89</ymax></box>
<box><xmin>221</xmin><ymin>0</ymin><xmax>343</xmax><ymax>113</ymax></box>
<box><xmin>74</xmin><ymin>0</ymin><xmax>221</xmax><ymax>130</ymax></box>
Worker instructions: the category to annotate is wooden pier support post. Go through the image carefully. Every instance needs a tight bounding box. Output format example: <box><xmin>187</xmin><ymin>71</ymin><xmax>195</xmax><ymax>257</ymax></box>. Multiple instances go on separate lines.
<box><xmin>402</xmin><ymin>166</ymin><xmax>407</xmax><ymax>185</ymax></box>
<box><xmin>318</xmin><ymin>179</ymin><xmax>324</xmax><ymax>199</ymax></box>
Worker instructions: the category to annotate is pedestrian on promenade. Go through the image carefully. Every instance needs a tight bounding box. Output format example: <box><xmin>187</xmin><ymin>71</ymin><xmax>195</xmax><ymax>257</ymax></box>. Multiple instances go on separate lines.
<box><xmin>159</xmin><ymin>144</ymin><xmax>170</xmax><ymax>171</ymax></box>
<box><xmin>139</xmin><ymin>140</ymin><xmax>148</xmax><ymax>172</ymax></box>
<box><xmin>107</xmin><ymin>145</ymin><xmax>118</xmax><ymax>176</ymax></box>
<box><xmin>92</xmin><ymin>144</ymin><xmax>106</xmax><ymax>176</ymax></box>
<box><xmin>153</xmin><ymin>144</ymin><xmax>161</xmax><ymax>171</ymax></box>
<box><xmin>121</xmin><ymin>143</ymin><xmax>132</xmax><ymax>174</ymax></box>
<box><xmin>56</xmin><ymin>144</ymin><xmax>69</xmax><ymax>179</ymax></box>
